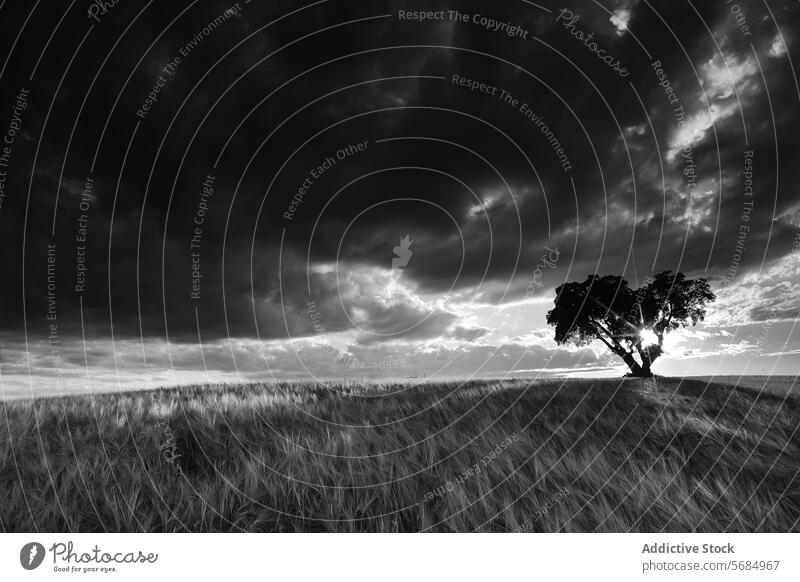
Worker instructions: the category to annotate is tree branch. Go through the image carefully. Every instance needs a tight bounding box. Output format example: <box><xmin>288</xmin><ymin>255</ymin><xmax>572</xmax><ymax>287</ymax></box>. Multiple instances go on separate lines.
<box><xmin>588</xmin><ymin>319</ymin><xmax>629</xmax><ymax>355</ymax></box>
<box><xmin>634</xmin><ymin>341</ymin><xmax>649</xmax><ymax>368</ymax></box>
<box><xmin>594</xmin><ymin>332</ymin><xmax>619</xmax><ymax>354</ymax></box>
<box><xmin>654</xmin><ymin>310</ymin><xmax>673</xmax><ymax>347</ymax></box>
<box><xmin>588</xmin><ymin>296</ymin><xmax>640</xmax><ymax>336</ymax></box>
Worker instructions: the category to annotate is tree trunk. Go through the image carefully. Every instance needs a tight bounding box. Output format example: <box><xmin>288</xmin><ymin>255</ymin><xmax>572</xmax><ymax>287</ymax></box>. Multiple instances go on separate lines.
<box><xmin>639</xmin><ymin>351</ymin><xmax>653</xmax><ymax>377</ymax></box>
<box><xmin>629</xmin><ymin>344</ymin><xmax>656</xmax><ymax>378</ymax></box>
<box><xmin>620</xmin><ymin>353</ymin><xmax>652</xmax><ymax>377</ymax></box>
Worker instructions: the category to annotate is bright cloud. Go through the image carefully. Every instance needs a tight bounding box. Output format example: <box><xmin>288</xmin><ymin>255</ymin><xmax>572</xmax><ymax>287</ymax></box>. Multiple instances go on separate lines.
<box><xmin>610</xmin><ymin>9</ymin><xmax>631</xmax><ymax>35</ymax></box>
<box><xmin>769</xmin><ymin>33</ymin><xmax>788</xmax><ymax>58</ymax></box>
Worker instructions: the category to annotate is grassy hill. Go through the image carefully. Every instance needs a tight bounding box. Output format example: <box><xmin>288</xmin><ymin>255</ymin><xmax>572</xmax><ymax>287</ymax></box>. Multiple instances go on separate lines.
<box><xmin>1</xmin><ymin>376</ymin><xmax>798</xmax><ymax>532</ymax></box>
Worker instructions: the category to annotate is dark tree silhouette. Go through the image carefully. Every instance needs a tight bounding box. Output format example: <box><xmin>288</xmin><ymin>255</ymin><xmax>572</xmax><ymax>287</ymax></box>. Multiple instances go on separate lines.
<box><xmin>546</xmin><ymin>271</ymin><xmax>716</xmax><ymax>377</ymax></box>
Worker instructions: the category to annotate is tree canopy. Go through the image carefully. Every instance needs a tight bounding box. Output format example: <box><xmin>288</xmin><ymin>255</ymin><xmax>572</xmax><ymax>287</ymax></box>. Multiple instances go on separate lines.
<box><xmin>546</xmin><ymin>271</ymin><xmax>716</xmax><ymax>377</ymax></box>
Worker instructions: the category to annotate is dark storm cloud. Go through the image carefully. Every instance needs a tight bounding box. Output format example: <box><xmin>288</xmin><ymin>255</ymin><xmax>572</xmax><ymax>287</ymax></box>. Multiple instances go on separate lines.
<box><xmin>0</xmin><ymin>0</ymin><xmax>798</xmax><ymax>351</ymax></box>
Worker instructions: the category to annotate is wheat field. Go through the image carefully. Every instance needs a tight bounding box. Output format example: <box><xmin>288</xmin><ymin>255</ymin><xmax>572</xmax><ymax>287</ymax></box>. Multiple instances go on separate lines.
<box><xmin>1</xmin><ymin>376</ymin><xmax>798</xmax><ymax>532</ymax></box>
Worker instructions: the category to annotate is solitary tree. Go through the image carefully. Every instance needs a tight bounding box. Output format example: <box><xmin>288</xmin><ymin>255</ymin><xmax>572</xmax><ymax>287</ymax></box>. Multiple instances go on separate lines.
<box><xmin>546</xmin><ymin>271</ymin><xmax>715</xmax><ymax>377</ymax></box>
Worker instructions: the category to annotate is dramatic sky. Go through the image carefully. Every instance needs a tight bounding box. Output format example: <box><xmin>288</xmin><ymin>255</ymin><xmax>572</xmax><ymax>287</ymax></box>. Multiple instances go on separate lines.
<box><xmin>0</xmin><ymin>0</ymin><xmax>798</xmax><ymax>397</ymax></box>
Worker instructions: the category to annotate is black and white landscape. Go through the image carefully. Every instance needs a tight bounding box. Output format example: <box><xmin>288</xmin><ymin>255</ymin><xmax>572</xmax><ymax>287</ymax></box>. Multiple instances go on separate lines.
<box><xmin>0</xmin><ymin>0</ymin><xmax>798</xmax><ymax>533</ymax></box>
